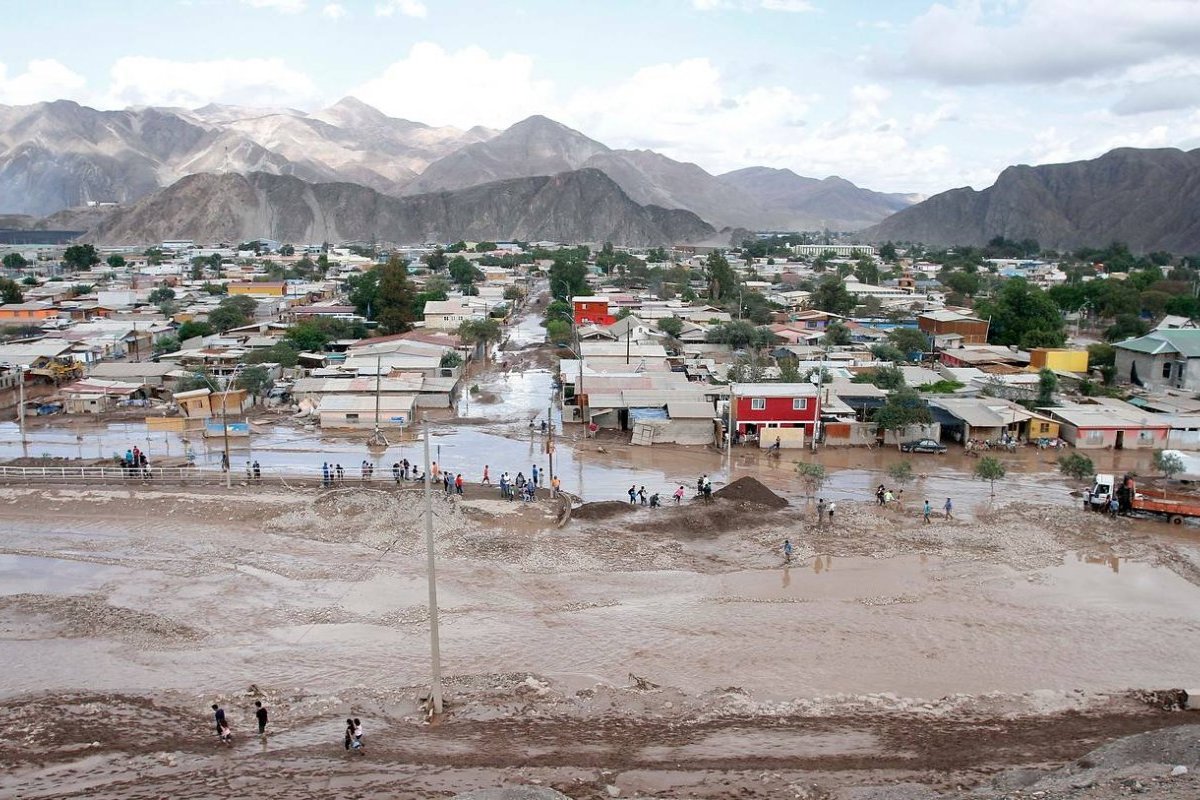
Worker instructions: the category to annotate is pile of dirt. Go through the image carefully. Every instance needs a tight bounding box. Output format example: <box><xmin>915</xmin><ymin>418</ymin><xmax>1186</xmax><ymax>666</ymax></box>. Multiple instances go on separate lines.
<box><xmin>713</xmin><ymin>476</ymin><xmax>788</xmax><ymax>509</ymax></box>
<box><xmin>572</xmin><ymin>500</ymin><xmax>638</xmax><ymax>520</ymax></box>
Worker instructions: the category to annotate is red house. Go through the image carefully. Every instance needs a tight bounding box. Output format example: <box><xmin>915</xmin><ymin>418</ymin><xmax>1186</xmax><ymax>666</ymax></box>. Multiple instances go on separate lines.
<box><xmin>731</xmin><ymin>383</ymin><xmax>821</xmax><ymax>437</ymax></box>
<box><xmin>573</xmin><ymin>296</ymin><xmax>615</xmax><ymax>326</ymax></box>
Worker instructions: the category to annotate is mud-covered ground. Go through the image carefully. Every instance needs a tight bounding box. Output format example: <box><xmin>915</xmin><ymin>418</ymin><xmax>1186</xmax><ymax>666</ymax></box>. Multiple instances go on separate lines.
<box><xmin>2</xmin><ymin>481</ymin><xmax>1199</xmax><ymax>799</ymax></box>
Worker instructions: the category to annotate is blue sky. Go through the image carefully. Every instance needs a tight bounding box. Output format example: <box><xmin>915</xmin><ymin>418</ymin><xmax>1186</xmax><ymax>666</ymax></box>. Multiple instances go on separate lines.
<box><xmin>2</xmin><ymin>0</ymin><xmax>1199</xmax><ymax>195</ymax></box>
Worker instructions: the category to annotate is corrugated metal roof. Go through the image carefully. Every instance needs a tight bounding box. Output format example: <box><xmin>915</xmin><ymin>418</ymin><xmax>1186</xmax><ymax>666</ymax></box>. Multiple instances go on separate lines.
<box><xmin>1115</xmin><ymin>329</ymin><xmax>1200</xmax><ymax>357</ymax></box>
<box><xmin>667</xmin><ymin>400</ymin><xmax>716</xmax><ymax>418</ymax></box>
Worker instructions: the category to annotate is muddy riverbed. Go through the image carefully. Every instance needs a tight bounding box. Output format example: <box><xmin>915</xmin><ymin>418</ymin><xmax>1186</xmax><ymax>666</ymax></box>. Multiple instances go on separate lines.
<box><xmin>2</xmin><ymin>478</ymin><xmax>1199</xmax><ymax>798</ymax></box>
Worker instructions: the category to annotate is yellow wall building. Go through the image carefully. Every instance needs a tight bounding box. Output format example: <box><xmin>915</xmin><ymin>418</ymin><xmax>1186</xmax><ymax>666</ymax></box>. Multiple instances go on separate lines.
<box><xmin>227</xmin><ymin>282</ymin><xmax>286</xmax><ymax>297</ymax></box>
<box><xmin>1028</xmin><ymin>348</ymin><xmax>1089</xmax><ymax>373</ymax></box>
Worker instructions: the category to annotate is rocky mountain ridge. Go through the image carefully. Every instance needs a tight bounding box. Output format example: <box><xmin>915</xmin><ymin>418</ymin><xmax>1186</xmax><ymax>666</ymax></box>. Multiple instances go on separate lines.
<box><xmin>84</xmin><ymin>169</ymin><xmax>716</xmax><ymax>247</ymax></box>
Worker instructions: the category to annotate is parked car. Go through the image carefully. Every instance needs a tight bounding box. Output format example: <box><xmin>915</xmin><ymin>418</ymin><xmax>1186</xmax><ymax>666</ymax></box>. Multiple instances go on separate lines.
<box><xmin>900</xmin><ymin>438</ymin><xmax>947</xmax><ymax>454</ymax></box>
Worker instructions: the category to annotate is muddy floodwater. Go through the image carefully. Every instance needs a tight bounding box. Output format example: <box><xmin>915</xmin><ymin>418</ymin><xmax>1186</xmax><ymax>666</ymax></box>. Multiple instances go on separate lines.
<box><xmin>2</xmin><ymin>486</ymin><xmax>1199</xmax><ymax>703</ymax></box>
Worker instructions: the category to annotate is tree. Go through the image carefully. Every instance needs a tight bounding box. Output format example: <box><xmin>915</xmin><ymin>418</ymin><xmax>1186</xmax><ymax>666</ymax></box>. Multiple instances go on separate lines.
<box><xmin>448</xmin><ymin>255</ymin><xmax>482</xmax><ymax>289</ymax></box>
<box><xmin>286</xmin><ymin>320</ymin><xmax>335</xmax><ymax>352</ymax></box>
<box><xmin>870</xmin><ymin>343</ymin><xmax>906</xmax><ymax>362</ymax></box>
<box><xmin>943</xmin><ymin>270</ymin><xmax>981</xmax><ymax>297</ymax></box>
<box><xmin>457</xmin><ymin>317</ymin><xmax>502</xmax><ymax>361</ymax></box>
<box><xmin>106</xmin><ymin>254</ymin><xmax>126</xmax><ymax>269</ymax></box>
<box><xmin>148</xmin><ymin>286</ymin><xmax>176</xmax><ymax>304</ymax></box>
<box><xmin>974</xmin><ymin>456</ymin><xmax>1006</xmax><ymax>496</ymax></box>
<box><xmin>546</xmin><ymin>319</ymin><xmax>571</xmax><ymax>343</ymax></box>
<box><xmin>423</xmin><ymin>247</ymin><xmax>448</xmax><ymax>272</ymax></box>
<box><xmin>1154</xmin><ymin>450</ymin><xmax>1185</xmax><ymax>481</ymax></box>
<box><xmin>0</xmin><ymin>278</ymin><xmax>23</xmax><ymax>304</ymax></box>
<box><xmin>1105</xmin><ymin>314</ymin><xmax>1150</xmax><ymax>342</ymax></box>
<box><xmin>706</xmin><ymin>320</ymin><xmax>776</xmax><ymax>350</ymax></box>
<box><xmin>657</xmin><ymin>316</ymin><xmax>683</xmax><ymax>338</ymax></box>
<box><xmin>874</xmin><ymin>387</ymin><xmax>932</xmax><ymax>447</ymax></box>
<box><xmin>503</xmin><ymin>285</ymin><xmax>523</xmax><ymax>302</ymax></box>
<box><xmin>346</xmin><ymin>269</ymin><xmax>379</xmax><ymax>317</ymax></box>
<box><xmin>71</xmin><ymin>284</ymin><xmax>94</xmax><ymax>296</ymax></box>
<box><xmin>794</xmin><ymin>462</ymin><xmax>826</xmax><ymax>496</ymax></box>
<box><xmin>549</xmin><ymin>255</ymin><xmax>589</xmax><ymax>299</ymax></box>
<box><xmin>704</xmin><ymin>251</ymin><xmax>737</xmax><ymax>302</ymax></box>
<box><xmin>886</xmin><ymin>460</ymin><xmax>914</xmax><ymax>490</ymax></box>
<box><xmin>208</xmin><ymin>302</ymin><xmax>250</xmax><ymax>332</ymax></box>
<box><xmin>868</xmin><ymin>365</ymin><xmax>907</xmax><ymax>390</ymax></box>
<box><xmin>1036</xmin><ymin>368</ymin><xmax>1058</xmax><ymax>407</ymax></box>
<box><xmin>3</xmin><ymin>253</ymin><xmax>29</xmax><ymax>270</ymax></box>
<box><xmin>974</xmin><ymin>278</ymin><xmax>1065</xmax><ymax>348</ymax></box>
<box><xmin>1058</xmin><ymin>452</ymin><xmax>1095</xmax><ymax>481</ymax></box>
<box><xmin>822</xmin><ymin>322</ymin><xmax>852</xmax><ymax>346</ymax></box>
<box><xmin>235</xmin><ymin>365</ymin><xmax>273</xmax><ymax>401</ymax></box>
<box><xmin>887</xmin><ymin>327</ymin><xmax>929</xmax><ymax>356</ymax></box>
<box><xmin>62</xmin><ymin>244</ymin><xmax>100</xmax><ymax>270</ymax></box>
<box><xmin>153</xmin><ymin>335</ymin><xmax>180</xmax><ymax>354</ymax></box>
<box><xmin>811</xmin><ymin>275</ymin><xmax>855</xmax><ymax>316</ymax></box>
<box><xmin>376</xmin><ymin>256</ymin><xmax>416</xmax><ymax>335</ymax></box>
<box><xmin>143</xmin><ymin>247</ymin><xmax>165</xmax><ymax>266</ymax></box>
<box><xmin>879</xmin><ymin>242</ymin><xmax>898</xmax><ymax>261</ymax></box>
<box><xmin>280</xmin><ymin>244</ymin><xmax>296</xmax><ymax>257</ymax></box>
<box><xmin>439</xmin><ymin>350</ymin><xmax>463</xmax><ymax>368</ymax></box>
<box><xmin>245</xmin><ymin>341</ymin><xmax>299</xmax><ymax>367</ymax></box>
<box><xmin>474</xmin><ymin>241</ymin><xmax>497</xmax><ymax>252</ymax></box>
<box><xmin>177</xmin><ymin>320</ymin><xmax>214</xmax><ymax>341</ymax></box>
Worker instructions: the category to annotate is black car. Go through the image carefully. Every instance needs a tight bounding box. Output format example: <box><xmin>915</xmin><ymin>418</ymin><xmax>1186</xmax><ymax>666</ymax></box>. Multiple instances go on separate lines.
<box><xmin>900</xmin><ymin>438</ymin><xmax>947</xmax><ymax>454</ymax></box>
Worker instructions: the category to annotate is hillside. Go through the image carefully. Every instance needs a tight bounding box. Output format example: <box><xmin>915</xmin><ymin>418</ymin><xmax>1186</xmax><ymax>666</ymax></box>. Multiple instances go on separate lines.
<box><xmin>85</xmin><ymin>169</ymin><xmax>715</xmax><ymax>247</ymax></box>
<box><xmin>718</xmin><ymin>167</ymin><xmax>913</xmax><ymax>231</ymax></box>
<box><xmin>863</xmin><ymin>148</ymin><xmax>1200</xmax><ymax>252</ymax></box>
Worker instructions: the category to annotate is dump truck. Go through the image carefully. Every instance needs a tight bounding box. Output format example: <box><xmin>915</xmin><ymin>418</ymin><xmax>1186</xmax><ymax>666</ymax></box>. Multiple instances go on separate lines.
<box><xmin>1087</xmin><ymin>473</ymin><xmax>1200</xmax><ymax>524</ymax></box>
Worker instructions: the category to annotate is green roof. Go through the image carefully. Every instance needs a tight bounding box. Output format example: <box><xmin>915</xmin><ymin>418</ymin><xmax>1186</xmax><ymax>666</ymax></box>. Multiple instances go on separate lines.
<box><xmin>1115</xmin><ymin>329</ymin><xmax>1200</xmax><ymax>357</ymax></box>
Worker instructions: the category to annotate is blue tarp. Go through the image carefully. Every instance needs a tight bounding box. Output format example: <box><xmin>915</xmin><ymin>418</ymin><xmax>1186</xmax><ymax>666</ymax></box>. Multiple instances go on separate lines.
<box><xmin>629</xmin><ymin>407</ymin><xmax>668</xmax><ymax>423</ymax></box>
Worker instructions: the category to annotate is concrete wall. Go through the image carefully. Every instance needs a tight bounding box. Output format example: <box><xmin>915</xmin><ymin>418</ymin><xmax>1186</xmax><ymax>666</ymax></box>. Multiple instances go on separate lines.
<box><xmin>823</xmin><ymin>421</ymin><xmax>877</xmax><ymax>447</ymax></box>
<box><xmin>1060</xmin><ymin>425</ymin><xmax>1169</xmax><ymax>450</ymax></box>
<box><xmin>1167</xmin><ymin>428</ymin><xmax>1200</xmax><ymax>450</ymax></box>
<box><xmin>759</xmin><ymin>427</ymin><xmax>806</xmax><ymax>449</ymax></box>
<box><xmin>882</xmin><ymin>423</ymin><xmax>941</xmax><ymax>445</ymax></box>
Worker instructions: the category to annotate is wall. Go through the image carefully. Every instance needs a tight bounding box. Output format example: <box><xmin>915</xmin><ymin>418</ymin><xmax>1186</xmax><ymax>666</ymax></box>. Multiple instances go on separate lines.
<box><xmin>1167</xmin><ymin>428</ymin><xmax>1200</xmax><ymax>450</ymax></box>
<box><xmin>1029</xmin><ymin>349</ymin><xmax>1088</xmax><ymax>373</ymax></box>
<box><xmin>1061</xmin><ymin>425</ymin><xmax>1168</xmax><ymax>450</ymax></box>
<box><xmin>882</xmin><ymin>423</ymin><xmax>941</xmax><ymax>445</ymax></box>
<box><xmin>823</xmin><ymin>421</ymin><xmax>877</xmax><ymax>447</ymax></box>
<box><xmin>759</xmin><ymin>426</ymin><xmax>806</xmax><ymax>449</ymax></box>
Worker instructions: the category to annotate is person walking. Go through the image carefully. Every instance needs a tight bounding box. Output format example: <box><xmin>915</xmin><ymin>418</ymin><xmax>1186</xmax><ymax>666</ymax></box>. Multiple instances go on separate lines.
<box><xmin>481</xmin><ymin>465</ymin><xmax>491</xmax><ymax>485</ymax></box>
<box><xmin>550</xmin><ymin>475</ymin><xmax>560</xmax><ymax>497</ymax></box>
<box><xmin>827</xmin><ymin>500</ymin><xmax>837</xmax><ymax>526</ymax></box>
<box><xmin>628</xmin><ymin>485</ymin><xmax>637</xmax><ymax>504</ymax></box>
<box><xmin>782</xmin><ymin>538</ymin><xmax>794</xmax><ymax>563</ymax></box>
<box><xmin>454</xmin><ymin>473</ymin><xmax>464</xmax><ymax>495</ymax></box>
<box><xmin>360</xmin><ymin>461</ymin><xmax>368</xmax><ymax>482</ymax></box>
<box><xmin>353</xmin><ymin>718</ymin><xmax>364</xmax><ymax>752</ymax></box>
<box><xmin>943</xmin><ymin>497</ymin><xmax>953</xmax><ymax>520</ymax></box>
<box><xmin>344</xmin><ymin>718</ymin><xmax>355</xmax><ymax>751</ymax></box>
<box><xmin>816</xmin><ymin>498</ymin><xmax>826</xmax><ymax>527</ymax></box>
<box><xmin>392</xmin><ymin>463</ymin><xmax>401</xmax><ymax>483</ymax></box>
<box><xmin>923</xmin><ymin>499</ymin><xmax>932</xmax><ymax>524</ymax></box>
<box><xmin>531</xmin><ymin>465</ymin><xmax>539</xmax><ymax>487</ymax></box>
<box><xmin>335</xmin><ymin>463</ymin><xmax>344</xmax><ymax>483</ymax></box>
<box><xmin>211</xmin><ymin>703</ymin><xmax>226</xmax><ymax>736</ymax></box>
<box><xmin>702</xmin><ymin>475</ymin><xmax>713</xmax><ymax>504</ymax></box>
<box><xmin>443</xmin><ymin>471</ymin><xmax>452</xmax><ymax>494</ymax></box>
<box><xmin>254</xmin><ymin>700</ymin><xmax>268</xmax><ymax>736</ymax></box>
<box><xmin>876</xmin><ymin>484</ymin><xmax>886</xmax><ymax>506</ymax></box>
<box><xmin>253</xmin><ymin>461</ymin><xmax>261</xmax><ymax>482</ymax></box>
<box><xmin>638</xmin><ymin>485</ymin><xmax>648</xmax><ymax>506</ymax></box>
<box><xmin>673</xmin><ymin>485</ymin><xmax>685</xmax><ymax>505</ymax></box>
<box><xmin>218</xmin><ymin>719</ymin><xmax>233</xmax><ymax>745</ymax></box>
<box><xmin>322</xmin><ymin>462</ymin><xmax>331</xmax><ymax>488</ymax></box>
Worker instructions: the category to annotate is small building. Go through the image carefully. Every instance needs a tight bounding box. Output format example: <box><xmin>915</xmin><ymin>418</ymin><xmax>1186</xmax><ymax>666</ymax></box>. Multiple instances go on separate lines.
<box><xmin>61</xmin><ymin>379</ymin><xmax>147</xmax><ymax>414</ymax></box>
<box><xmin>1113</xmin><ymin>329</ymin><xmax>1200</xmax><ymax>393</ymax></box>
<box><xmin>1028</xmin><ymin>348</ymin><xmax>1088</xmax><ymax>374</ymax></box>
<box><xmin>573</xmin><ymin>296</ymin><xmax>615</xmax><ymax>326</ymax></box>
<box><xmin>918</xmin><ymin>310</ymin><xmax>989</xmax><ymax>345</ymax></box>
<box><xmin>731</xmin><ymin>382</ymin><xmax>821</xmax><ymax>441</ymax></box>
<box><xmin>1043</xmin><ymin>399</ymin><xmax>1170</xmax><ymax>450</ymax></box>
<box><xmin>0</xmin><ymin>302</ymin><xmax>58</xmax><ymax>321</ymax></box>
<box><xmin>317</xmin><ymin>394</ymin><xmax>415</xmax><ymax>430</ymax></box>
<box><xmin>421</xmin><ymin>299</ymin><xmax>485</xmax><ymax>330</ymax></box>
<box><xmin>227</xmin><ymin>282</ymin><xmax>287</xmax><ymax>296</ymax></box>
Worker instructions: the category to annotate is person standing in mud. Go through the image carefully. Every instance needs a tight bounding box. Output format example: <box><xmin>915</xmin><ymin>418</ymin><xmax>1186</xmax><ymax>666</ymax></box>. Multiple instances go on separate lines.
<box><xmin>392</xmin><ymin>463</ymin><xmax>401</xmax><ymax>483</ymax></box>
<box><xmin>336</xmin><ymin>463</ymin><xmax>344</xmax><ymax>483</ymax></box>
<box><xmin>782</xmin><ymin>538</ymin><xmax>793</xmax><ymax>563</ymax></box>
<box><xmin>638</xmin><ymin>485</ymin><xmax>648</xmax><ymax>505</ymax></box>
<box><xmin>212</xmin><ymin>703</ymin><xmax>226</xmax><ymax>736</ymax></box>
<box><xmin>455</xmin><ymin>473</ymin><xmax>464</xmax><ymax>495</ymax></box>
<box><xmin>674</xmin><ymin>485</ymin><xmax>685</xmax><ymax>505</ymax></box>
<box><xmin>254</xmin><ymin>700</ymin><xmax>268</xmax><ymax>736</ymax></box>
<box><xmin>827</xmin><ymin>500</ymin><xmax>836</xmax><ymax>526</ymax></box>
<box><xmin>703</xmin><ymin>475</ymin><xmax>712</xmax><ymax>503</ymax></box>
<box><xmin>481</xmin><ymin>464</ymin><xmax>491</xmax><ymax>485</ymax></box>
<box><xmin>923</xmin><ymin>499</ymin><xmax>932</xmax><ymax>524</ymax></box>
<box><xmin>628</xmin><ymin>484</ymin><xmax>637</xmax><ymax>504</ymax></box>
<box><xmin>322</xmin><ymin>462</ymin><xmax>331</xmax><ymax>488</ymax></box>
<box><xmin>253</xmin><ymin>461</ymin><xmax>261</xmax><ymax>482</ymax></box>
<box><xmin>816</xmin><ymin>498</ymin><xmax>826</xmax><ymax>527</ymax></box>
<box><xmin>943</xmin><ymin>497</ymin><xmax>953</xmax><ymax>520</ymax></box>
<box><xmin>531</xmin><ymin>464</ymin><xmax>539</xmax><ymax>487</ymax></box>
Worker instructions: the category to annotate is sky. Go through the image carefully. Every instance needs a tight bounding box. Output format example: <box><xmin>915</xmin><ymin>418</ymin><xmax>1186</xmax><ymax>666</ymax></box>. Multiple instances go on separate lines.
<box><xmin>2</xmin><ymin>0</ymin><xmax>1199</xmax><ymax>196</ymax></box>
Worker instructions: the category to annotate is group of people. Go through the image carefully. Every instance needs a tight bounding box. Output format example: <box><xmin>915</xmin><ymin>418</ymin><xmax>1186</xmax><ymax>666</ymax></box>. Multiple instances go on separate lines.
<box><xmin>243</xmin><ymin>461</ymin><xmax>262</xmax><ymax>482</ymax></box>
<box><xmin>318</xmin><ymin>458</ymin><xmax>562</xmax><ymax>500</ymax></box>
<box><xmin>121</xmin><ymin>446</ymin><xmax>151</xmax><ymax>477</ymax></box>
<box><xmin>625</xmin><ymin>475</ymin><xmax>713</xmax><ymax>507</ymax></box>
<box><xmin>211</xmin><ymin>700</ymin><xmax>269</xmax><ymax>745</ymax></box>
<box><xmin>499</xmin><ymin>464</ymin><xmax>558</xmax><ymax>501</ymax></box>
<box><xmin>210</xmin><ymin>700</ymin><xmax>365</xmax><ymax>754</ymax></box>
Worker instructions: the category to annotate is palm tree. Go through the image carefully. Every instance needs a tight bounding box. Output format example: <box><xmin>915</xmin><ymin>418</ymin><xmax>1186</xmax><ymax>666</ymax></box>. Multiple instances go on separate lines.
<box><xmin>457</xmin><ymin>318</ymin><xmax>502</xmax><ymax>362</ymax></box>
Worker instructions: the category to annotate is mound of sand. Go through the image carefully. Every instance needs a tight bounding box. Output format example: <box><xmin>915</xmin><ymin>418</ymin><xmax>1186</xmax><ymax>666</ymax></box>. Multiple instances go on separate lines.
<box><xmin>572</xmin><ymin>500</ymin><xmax>637</xmax><ymax>521</ymax></box>
<box><xmin>713</xmin><ymin>476</ymin><xmax>788</xmax><ymax>509</ymax></box>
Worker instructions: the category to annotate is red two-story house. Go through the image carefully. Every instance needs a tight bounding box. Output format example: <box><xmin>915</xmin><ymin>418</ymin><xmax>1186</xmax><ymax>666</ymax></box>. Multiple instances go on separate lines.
<box><xmin>731</xmin><ymin>382</ymin><xmax>821</xmax><ymax>439</ymax></box>
<box><xmin>573</xmin><ymin>296</ymin><xmax>615</xmax><ymax>326</ymax></box>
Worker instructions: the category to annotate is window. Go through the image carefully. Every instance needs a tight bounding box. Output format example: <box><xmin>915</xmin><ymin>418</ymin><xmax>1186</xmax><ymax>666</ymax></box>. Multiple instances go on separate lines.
<box><xmin>1038</xmin><ymin>422</ymin><xmax>1050</xmax><ymax>433</ymax></box>
<box><xmin>751</xmin><ymin>397</ymin><xmax>766</xmax><ymax>410</ymax></box>
<box><xmin>345</xmin><ymin>413</ymin><xmax>359</xmax><ymax>421</ymax></box>
<box><xmin>792</xmin><ymin>397</ymin><xmax>808</xmax><ymax>410</ymax></box>
<box><xmin>1138</xmin><ymin>429</ymin><xmax>1155</xmax><ymax>443</ymax></box>
<box><xmin>1163</xmin><ymin>361</ymin><xmax>1173</xmax><ymax>379</ymax></box>
<box><xmin>1085</xmin><ymin>430</ymin><xmax>1104</xmax><ymax>444</ymax></box>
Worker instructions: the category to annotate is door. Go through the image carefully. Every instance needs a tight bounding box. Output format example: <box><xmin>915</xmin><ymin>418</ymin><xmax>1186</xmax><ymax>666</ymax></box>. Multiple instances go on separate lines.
<box><xmin>1115</xmin><ymin>430</ymin><xmax>1125</xmax><ymax>450</ymax></box>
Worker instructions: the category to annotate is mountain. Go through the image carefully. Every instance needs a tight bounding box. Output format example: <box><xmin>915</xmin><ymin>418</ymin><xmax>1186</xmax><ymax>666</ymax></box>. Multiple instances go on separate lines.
<box><xmin>863</xmin><ymin>148</ymin><xmax>1200</xmax><ymax>253</ymax></box>
<box><xmin>401</xmin><ymin>115</ymin><xmax>609</xmax><ymax>195</ymax></box>
<box><xmin>0</xmin><ymin>97</ymin><xmax>493</xmax><ymax>215</ymax></box>
<box><xmin>718</xmin><ymin>167</ymin><xmax>914</xmax><ymax>231</ymax></box>
<box><xmin>85</xmin><ymin>169</ymin><xmax>715</xmax><ymax>246</ymax></box>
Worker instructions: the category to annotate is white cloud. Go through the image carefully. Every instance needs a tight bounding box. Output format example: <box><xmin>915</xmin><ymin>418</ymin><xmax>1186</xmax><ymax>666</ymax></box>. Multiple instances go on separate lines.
<box><xmin>240</xmin><ymin>0</ymin><xmax>306</xmax><ymax>13</ymax></box>
<box><xmin>0</xmin><ymin>59</ymin><xmax>87</xmax><ymax>105</ymax></box>
<box><xmin>352</xmin><ymin>43</ymin><xmax>551</xmax><ymax>128</ymax></box>
<box><xmin>374</xmin><ymin>0</ymin><xmax>427</xmax><ymax>18</ymax></box>
<box><xmin>692</xmin><ymin>0</ymin><xmax>814</xmax><ymax>10</ymax></box>
<box><xmin>101</xmin><ymin>57</ymin><xmax>317</xmax><ymax>108</ymax></box>
<box><xmin>885</xmin><ymin>0</ymin><xmax>1200</xmax><ymax>85</ymax></box>
<box><xmin>321</xmin><ymin>2</ymin><xmax>346</xmax><ymax>19</ymax></box>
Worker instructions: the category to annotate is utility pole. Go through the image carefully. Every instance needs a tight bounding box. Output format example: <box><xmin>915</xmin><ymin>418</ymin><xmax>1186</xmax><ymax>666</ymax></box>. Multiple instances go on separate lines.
<box><xmin>626</xmin><ymin>326</ymin><xmax>630</xmax><ymax>365</ymax></box>
<box><xmin>16</xmin><ymin>365</ymin><xmax>25</xmax><ymax>445</ymax></box>
<box><xmin>221</xmin><ymin>385</ymin><xmax>231</xmax><ymax>489</ymax></box>
<box><xmin>422</xmin><ymin>418</ymin><xmax>444</xmax><ymax>716</ymax></box>
<box><xmin>547</xmin><ymin>402</ymin><xmax>554</xmax><ymax>487</ymax></box>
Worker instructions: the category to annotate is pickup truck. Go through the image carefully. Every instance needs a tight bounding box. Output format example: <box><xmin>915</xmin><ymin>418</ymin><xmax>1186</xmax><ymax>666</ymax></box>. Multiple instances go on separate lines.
<box><xmin>1087</xmin><ymin>473</ymin><xmax>1200</xmax><ymax>524</ymax></box>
